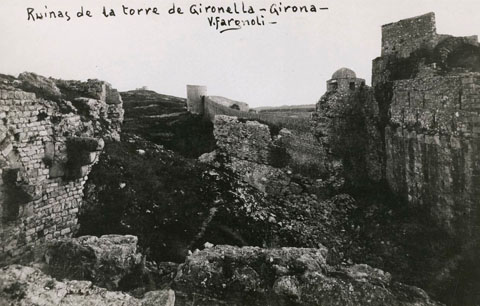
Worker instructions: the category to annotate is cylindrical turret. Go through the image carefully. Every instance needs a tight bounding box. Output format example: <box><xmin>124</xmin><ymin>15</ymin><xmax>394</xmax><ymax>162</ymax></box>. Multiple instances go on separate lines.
<box><xmin>186</xmin><ymin>85</ymin><xmax>207</xmax><ymax>115</ymax></box>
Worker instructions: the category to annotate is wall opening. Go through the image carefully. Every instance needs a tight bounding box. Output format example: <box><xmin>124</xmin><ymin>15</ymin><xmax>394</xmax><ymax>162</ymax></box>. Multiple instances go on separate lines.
<box><xmin>459</xmin><ymin>89</ymin><xmax>463</xmax><ymax>109</ymax></box>
<box><xmin>1</xmin><ymin>169</ymin><xmax>32</xmax><ymax>224</ymax></box>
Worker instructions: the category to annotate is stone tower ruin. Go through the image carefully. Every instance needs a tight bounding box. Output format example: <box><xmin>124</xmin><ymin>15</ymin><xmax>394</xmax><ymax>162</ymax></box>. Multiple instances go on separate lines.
<box><xmin>186</xmin><ymin>85</ymin><xmax>207</xmax><ymax>115</ymax></box>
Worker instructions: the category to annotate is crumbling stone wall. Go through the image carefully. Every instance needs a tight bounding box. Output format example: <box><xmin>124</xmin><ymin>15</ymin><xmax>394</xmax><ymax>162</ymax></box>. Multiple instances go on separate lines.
<box><xmin>0</xmin><ymin>73</ymin><xmax>123</xmax><ymax>264</ymax></box>
<box><xmin>204</xmin><ymin>97</ymin><xmax>311</xmax><ymax>133</ymax></box>
<box><xmin>212</xmin><ymin>115</ymin><xmax>332</xmax><ymax>195</ymax></box>
<box><xmin>371</xmin><ymin>12</ymin><xmax>480</xmax><ymax>304</ymax></box>
<box><xmin>385</xmin><ymin>70</ymin><xmax>480</xmax><ymax>233</ymax></box>
<box><xmin>313</xmin><ymin>73</ymin><xmax>383</xmax><ymax>190</ymax></box>
<box><xmin>275</xmin><ymin>129</ymin><xmax>327</xmax><ymax>177</ymax></box>
<box><xmin>213</xmin><ymin>115</ymin><xmax>291</xmax><ymax>195</ymax></box>
<box><xmin>205</xmin><ymin>99</ymin><xmax>327</xmax><ymax>180</ymax></box>
<box><xmin>381</xmin><ymin>12</ymin><xmax>438</xmax><ymax>58</ymax></box>
<box><xmin>373</xmin><ymin>13</ymin><xmax>480</xmax><ymax>235</ymax></box>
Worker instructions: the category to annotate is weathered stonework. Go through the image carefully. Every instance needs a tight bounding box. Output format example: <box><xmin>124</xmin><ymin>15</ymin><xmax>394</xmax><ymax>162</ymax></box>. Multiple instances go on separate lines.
<box><xmin>381</xmin><ymin>13</ymin><xmax>438</xmax><ymax>58</ymax></box>
<box><xmin>373</xmin><ymin>13</ymin><xmax>480</xmax><ymax>236</ymax></box>
<box><xmin>173</xmin><ymin>245</ymin><xmax>442</xmax><ymax>306</ymax></box>
<box><xmin>275</xmin><ymin>128</ymin><xmax>328</xmax><ymax>177</ymax></box>
<box><xmin>313</xmin><ymin>69</ymin><xmax>383</xmax><ymax>189</ymax></box>
<box><xmin>0</xmin><ymin>73</ymin><xmax>123</xmax><ymax>265</ymax></box>
<box><xmin>385</xmin><ymin>71</ymin><xmax>480</xmax><ymax>233</ymax></box>
<box><xmin>0</xmin><ymin>265</ymin><xmax>175</xmax><ymax>306</ymax></box>
<box><xmin>213</xmin><ymin>115</ymin><xmax>290</xmax><ymax>195</ymax></box>
<box><xmin>214</xmin><ymin>116</ymin><xmax>272</xmax><ymax>164</ymax></box>
<box><xmin>45</xmin><ymin>235</ymin><xmax>142</xmax><ymax>290</ymax></box>
<box><xmin>326</xmin><ymin>67</ymin><xmax>366</xmax><ymax>93</ymax></box>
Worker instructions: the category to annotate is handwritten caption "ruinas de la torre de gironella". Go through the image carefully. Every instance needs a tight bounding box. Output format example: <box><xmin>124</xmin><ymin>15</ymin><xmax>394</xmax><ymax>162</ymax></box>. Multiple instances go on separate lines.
<box><xmin>26</xmin><ymin>2</ymin><xmax>329</xmax><ymax>33</ymax></box>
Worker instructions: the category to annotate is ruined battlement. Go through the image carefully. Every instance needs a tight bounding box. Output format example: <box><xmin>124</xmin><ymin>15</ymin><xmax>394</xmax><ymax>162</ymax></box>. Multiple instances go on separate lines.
<box><xmin>381</xmin><ymin>12</ymin><xmax>438</xmax><ymax>58</ymax></box>
<box><xmin>374</xmin><ymin>13</ymin><xmax>480</xmax><ymax>239</ymax></box>
<box><xmin>0</xmin><ymin>73</ymin><xmax>123</xmax><ymax>264</ymax></box>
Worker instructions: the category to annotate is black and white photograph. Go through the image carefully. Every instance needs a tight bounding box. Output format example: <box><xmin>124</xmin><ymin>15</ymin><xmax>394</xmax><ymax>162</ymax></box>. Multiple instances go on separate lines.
<box><xmin>0</xmin><ymin>0</ymin><xmax>479</xmax><ymax>305</ymax></box>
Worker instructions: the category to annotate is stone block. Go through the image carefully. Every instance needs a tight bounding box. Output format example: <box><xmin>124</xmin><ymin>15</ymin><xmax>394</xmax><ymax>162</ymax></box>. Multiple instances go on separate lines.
<box><xmin>44</xmin><ymin>141</ymin><xmax>55</xmax><ymax>160</ymax></box>
<box><xmin>49</xmin><ymin>163</ymin><xmax>65</xmax><ymax>178</ymax></box>
<box><xmin>60</xmin><ymin>228</ymin><xmax>71</xmax><ymax>236</ymax></box>
<box><xmin>0</xmin><ymin>141</ymin><xmax>13</xmax><ymax>157</ymax></box>
<box><xmin>45</xmin><ymin>235</ymin><xmax>142</xmax><ymax>290</ymax></box>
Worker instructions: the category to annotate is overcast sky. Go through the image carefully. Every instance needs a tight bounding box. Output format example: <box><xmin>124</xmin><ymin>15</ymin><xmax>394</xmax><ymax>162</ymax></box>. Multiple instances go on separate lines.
<box><xmin>1</xmin><ymin>0</ymin><xmax>480</xmax><ymax>107</ymax></box>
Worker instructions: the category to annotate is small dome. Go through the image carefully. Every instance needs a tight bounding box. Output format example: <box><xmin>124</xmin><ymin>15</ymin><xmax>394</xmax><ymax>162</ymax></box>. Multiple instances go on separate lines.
<box><xmin>331</xmin><ymin>67</ymin><xmax>356</xmax><ymax>79</ymax></box>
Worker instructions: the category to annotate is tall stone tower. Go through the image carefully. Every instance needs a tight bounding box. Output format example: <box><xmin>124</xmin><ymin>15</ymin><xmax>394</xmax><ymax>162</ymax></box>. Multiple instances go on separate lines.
<box><xmin>186</xmin><ymin>85</ymin><xmax>207</xmax><ymax>115</ymax></box>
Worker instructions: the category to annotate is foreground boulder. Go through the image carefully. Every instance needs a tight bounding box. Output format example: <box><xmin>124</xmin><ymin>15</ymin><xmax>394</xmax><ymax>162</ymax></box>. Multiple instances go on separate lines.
<box><xmin>44</xmin><ymin>235</ymin><xmax>142</xmax><ymax>290</ymax></box>
<box><xmin>0</xmin><ymin>265</ymin><xmax>174</xmax><ymax>306</ymax></box>
<box><xmin>173</xmin><ymin>245</ymin><xmax>443</xmax><ymax>306</ymax></box>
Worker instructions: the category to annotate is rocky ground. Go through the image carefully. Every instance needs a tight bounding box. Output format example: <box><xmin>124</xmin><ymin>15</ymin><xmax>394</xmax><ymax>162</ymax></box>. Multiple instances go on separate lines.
<box><xmin>0</xmin><ymin>84</ymin><xmax>466</xmax><ymax>306</ymax></box>
<box><xmin>0</xmin><ymin>235</ymin><xmax>175</xmax><ymax>306</ymax></box>
<box><xmin>174</xmin><ymin>245</ymin><xmax>441</xmax><ymax>306</ymax></box>
<box><xmin>71</xmin><ymin>89</ymin><xmax>451</xmax><ymax>305</ymax></box>
<box><xmin>0</xmin><ymin>234</ymin><xmax>441</xmax><ymax>306</ymax></box>
<box><xmin>78</xmin><ymin>132</ymin><xmax>356</xmax><ymax>264</ymax></box>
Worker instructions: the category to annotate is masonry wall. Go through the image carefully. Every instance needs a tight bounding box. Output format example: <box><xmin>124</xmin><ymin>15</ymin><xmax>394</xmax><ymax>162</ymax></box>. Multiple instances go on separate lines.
<box><xmin>206</xmin><ymin>100</ymin><xmax>327</xmax><ymax>180</ymax></box>
<box><xmin>381</xmin><ymin>12</ymin><xmax>438</xmax><ymax>58</ymax></box>
<box><xmin>186</xmin><ymin>85</ymin><xmax>206</xmax><ymax>115</ymax></box>
<box><xmin>326</xmin><ymin>78</ymin><xmax>365</xmax><ymax>93</ymax></box>
<box><xmin>384</xmin><ymin>71</ymin><xmax>480</xmax><ymax>233</ymax></box>
<box><xmin>277</xmin><ymin>129</ymin><xmax>328</xmax><ymax>177</ymax></box>
<box><xmin>385</xmin><ymin>126</ymin><xmax>479</xmax><ymax>232</ymax></box>
<box><xmin>207</xmin><ymin>96</ymin><xmax>249</xmax><ymax>112</ymax></box>
<box><xmin>204</xmin><ymin>97</ymin><xmax>311</xmax><ymax>132</ymax></box>
<box><xmin>0</xmin><ymin>74</ymin><xmax>123</xmax><ymax>264</ymax></box>
<box><xmin>374</xmin><ymin>12</ymin><xmax>480</xmax><ymax>236</ymax></box>
<box><xmin>390</xmin><ymin>72</ymin><xmax>480</xmax><ymax>132</ymax></box>
<box><xmin>312</xmin><ymin>84</ymin><xmax>383</xmax><ymax>190</ymax></box>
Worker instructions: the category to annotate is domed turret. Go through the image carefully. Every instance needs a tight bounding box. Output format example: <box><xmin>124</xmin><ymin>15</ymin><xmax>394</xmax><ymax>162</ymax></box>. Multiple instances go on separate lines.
<box><xmin>327</xmin><ymin>68</ymin><xmax>365</xmax><ymax>93</ymax></box>
<box><xmin>332</xmin><ymin>67</ymin><xmax>357</xmax><ymax>79</ymax></box>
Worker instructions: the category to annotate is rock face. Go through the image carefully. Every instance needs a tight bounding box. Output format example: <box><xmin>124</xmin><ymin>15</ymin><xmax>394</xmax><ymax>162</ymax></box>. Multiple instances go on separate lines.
<box><xmin>0</xmin><ymin>265</ymin><xmax>174</xmax><ymax>306</ymax></box>
<box><xmin>0</xmin><ymin>72</ymin><xmax>123</xmax><ymax>265</ymax></box>
<box><xmin>44</xmin><ymin>235</ymin><xmax>142</xmax><ymax>290</ymax></box>
<box><xmin>173</xmin><ymin>245</ymin><xmax>442</xmax><ymax>306</ymax></box>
